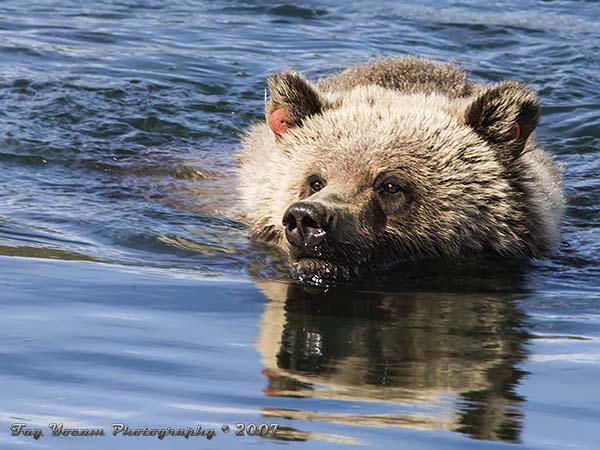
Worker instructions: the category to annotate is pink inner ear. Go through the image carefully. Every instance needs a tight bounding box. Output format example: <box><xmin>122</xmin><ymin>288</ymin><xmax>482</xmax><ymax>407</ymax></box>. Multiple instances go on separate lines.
<box><xmin>269</xmin><ymin>108</ymin><xmax>290</xmax><ymax>135</ymax></box>
<box><xmin>508</xmin><ymin>123</ymin><xmax>521</xmax><ymax>141</ymax></box>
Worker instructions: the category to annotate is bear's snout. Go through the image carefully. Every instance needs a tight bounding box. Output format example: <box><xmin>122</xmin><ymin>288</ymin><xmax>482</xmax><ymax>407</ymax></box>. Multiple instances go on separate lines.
<box><xmin>283</xmin><ymin>202</ymin><xmax>330</xmax><ymax>248</ymax></box>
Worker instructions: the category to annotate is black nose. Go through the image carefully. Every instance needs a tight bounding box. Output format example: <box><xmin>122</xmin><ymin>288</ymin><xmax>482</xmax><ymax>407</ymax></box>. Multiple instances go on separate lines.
<box><xmin>283</xmin><ymin>202</ymin><xmax>330</xmax><ymax>248</ymax></box>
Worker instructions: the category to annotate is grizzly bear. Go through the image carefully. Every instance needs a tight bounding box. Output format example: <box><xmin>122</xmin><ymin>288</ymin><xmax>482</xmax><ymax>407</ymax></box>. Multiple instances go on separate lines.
<box><xmin>237</xmin><ymin>57</ymin><xmax>564</xmax><ymax>282</ymax></box>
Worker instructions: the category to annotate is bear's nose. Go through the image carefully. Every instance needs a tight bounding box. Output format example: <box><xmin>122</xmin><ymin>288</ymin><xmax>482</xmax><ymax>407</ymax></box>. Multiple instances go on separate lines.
<box><xmin>283</xmin><ymin>202</ymin><xmax>330</xmax><ymax>248</ymax></box>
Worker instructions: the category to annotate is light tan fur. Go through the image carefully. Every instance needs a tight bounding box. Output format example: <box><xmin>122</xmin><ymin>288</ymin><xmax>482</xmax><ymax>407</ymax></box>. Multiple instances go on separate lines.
<box><xmin>237</xmin><ymin>57</ymin><xmax>565</xmax><ymax>281</ymax></box>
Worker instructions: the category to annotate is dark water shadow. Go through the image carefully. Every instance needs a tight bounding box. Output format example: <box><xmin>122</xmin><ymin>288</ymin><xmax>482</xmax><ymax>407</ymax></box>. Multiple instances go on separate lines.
<box><xmin>253</xmin><ymin>262</ymin><xmax>531</xmax><ymax>444</ymax></box>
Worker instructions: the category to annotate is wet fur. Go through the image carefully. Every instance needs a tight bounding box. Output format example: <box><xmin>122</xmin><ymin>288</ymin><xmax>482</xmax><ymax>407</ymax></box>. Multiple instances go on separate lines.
<box><xmin>237</xmin><ymin>57</ymin><xmax>565</xmax><ymax>281</ymax></box>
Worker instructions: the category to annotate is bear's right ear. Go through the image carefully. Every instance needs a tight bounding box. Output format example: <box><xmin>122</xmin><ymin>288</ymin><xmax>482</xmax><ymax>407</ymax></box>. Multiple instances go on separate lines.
<box><xmin>265</xmin><ymin>71</ymin><xmax>326</xmax><ymax>136</ymax></box>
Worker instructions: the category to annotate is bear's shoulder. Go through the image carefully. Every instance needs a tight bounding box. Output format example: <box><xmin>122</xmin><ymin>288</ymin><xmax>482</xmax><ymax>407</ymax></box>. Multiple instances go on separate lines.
<box><xmin>316</xmin><ymin>57</ymin><xmax>476</xmax><ymax>99</ymax></box>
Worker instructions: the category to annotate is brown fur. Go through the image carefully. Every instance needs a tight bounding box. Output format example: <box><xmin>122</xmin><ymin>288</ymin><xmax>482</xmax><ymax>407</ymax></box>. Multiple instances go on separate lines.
<box><xmin>237</xmin><ymin>57</ymin><xmax>564</xmax><ymax>281</ymax></box>
<box><xmin>317</xmin><ymin>57</ymin><xmax>476</xmax><ymax>98</ymax></box>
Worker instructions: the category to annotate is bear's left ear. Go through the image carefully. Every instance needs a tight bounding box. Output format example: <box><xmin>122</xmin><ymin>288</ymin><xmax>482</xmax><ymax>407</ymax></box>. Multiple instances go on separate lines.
<box><xmin>464</xmin><ymin>81</ymin><xmax>539</xmax><ymax>159</ymax></box>
<box><xmin>265</xmin><ymin>71</ymin><xmax>327</xmax><ymax>136</ymax></box>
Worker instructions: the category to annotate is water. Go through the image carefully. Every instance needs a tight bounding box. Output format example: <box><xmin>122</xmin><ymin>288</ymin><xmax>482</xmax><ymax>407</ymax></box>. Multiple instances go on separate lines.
<box><xmin>0</xmin><ymin>0</ymin><xmax>599</xmax><ymax>448</ymax></box>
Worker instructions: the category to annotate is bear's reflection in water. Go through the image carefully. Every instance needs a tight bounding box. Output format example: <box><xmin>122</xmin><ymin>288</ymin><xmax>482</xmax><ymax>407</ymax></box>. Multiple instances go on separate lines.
<box><xmin>255</xmin><ymin>265</ymin><xmax>530</xmax><ymax>444</ymax></box>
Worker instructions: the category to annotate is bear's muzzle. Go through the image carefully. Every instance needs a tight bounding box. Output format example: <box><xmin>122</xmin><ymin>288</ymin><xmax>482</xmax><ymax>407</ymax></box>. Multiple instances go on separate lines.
<box><xmin>283</xmin><ymin>202</ymin><xmax>330</xmax><ymax>248</ymax></box>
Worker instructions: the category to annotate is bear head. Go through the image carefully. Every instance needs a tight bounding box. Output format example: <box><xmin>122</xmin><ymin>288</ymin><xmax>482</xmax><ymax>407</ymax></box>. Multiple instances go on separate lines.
<box><xmin>246</xmin><ymin>71</ymin><xmax>542</xmax><ymax>282</ymax></box>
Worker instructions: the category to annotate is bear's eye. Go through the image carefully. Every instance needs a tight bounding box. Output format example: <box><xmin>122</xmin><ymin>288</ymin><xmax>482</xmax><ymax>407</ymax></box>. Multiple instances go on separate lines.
<box><xmin>374</xmin><ymin>175</ymin><xmax>413</xmax><ymax>209</ymax></box>
<box><xmin>381</xmin><ymin>182</ymin><xmax>403</xmax><ymax>195</ymax></box>
<box><xmin>308</xmin><ymin>176</ymin><xmax>325</xmax><ymax>194</ymax></box>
